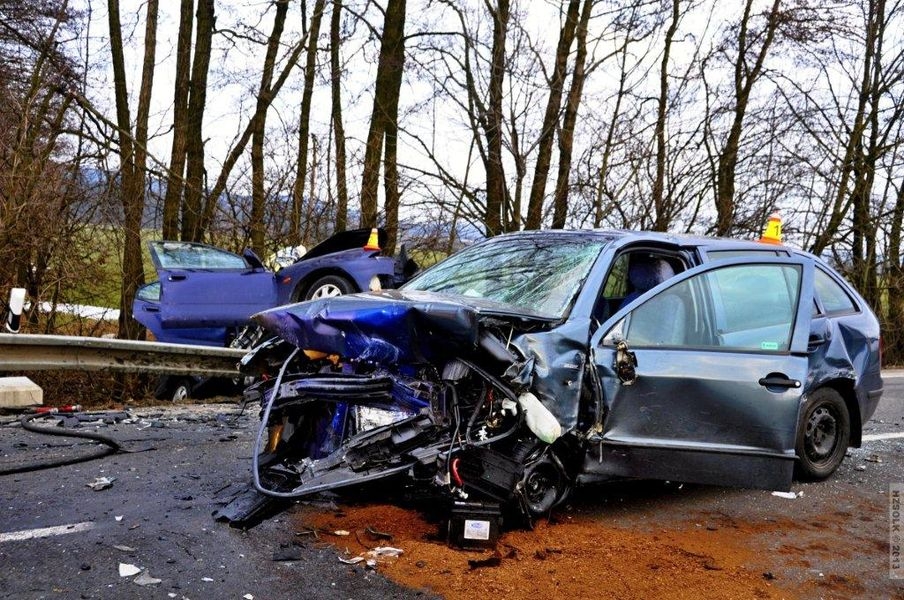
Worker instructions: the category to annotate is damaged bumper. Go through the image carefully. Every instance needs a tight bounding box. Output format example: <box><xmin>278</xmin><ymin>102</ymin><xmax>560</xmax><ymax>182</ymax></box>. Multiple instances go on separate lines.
<box><xmin>239</xmin><ymin>291</ymin><xmax>576</xmax><ymax>518</ymax></box>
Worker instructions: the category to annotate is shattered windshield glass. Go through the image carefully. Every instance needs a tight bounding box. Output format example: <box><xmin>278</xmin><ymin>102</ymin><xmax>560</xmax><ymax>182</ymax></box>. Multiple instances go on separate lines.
<box><xmin>403</xmin><ymin>235</ymin><xmax>607</xmax><ymax>318</ymax></box>
<box><xmin>149</xmin><ymin>241</ymin><xmax>249</xmax><ymax>270</ymax></box>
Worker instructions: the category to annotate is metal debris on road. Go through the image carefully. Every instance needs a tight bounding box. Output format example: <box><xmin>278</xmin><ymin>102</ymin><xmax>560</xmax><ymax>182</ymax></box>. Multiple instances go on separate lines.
<box><xmin>113</xmin><ymin>545</ymin><xmax>136</xmax><ymax>552</ymax></box>
<box><xmin>118</xmin><ymin>563</ymin><xmax>141</xmax><ymax>577</ymax></box>
<box><xmin>87</xmin><ymin>476</ymin><xmax>115</xmax><ymax>490</ymax></box>
<box><xmin>366</xmin><ymin>546</ymin><xmax>403</xmax><ymax>558</ymax></box>
<box><xmin>770</xmin><ymin>491</ymin><xmax>800</xmax><ymax>499</ymax></box>
<box><xmin>133</xmin><ymin>571</ymin><xmax>162</xmax><ymax>586</ymax></box>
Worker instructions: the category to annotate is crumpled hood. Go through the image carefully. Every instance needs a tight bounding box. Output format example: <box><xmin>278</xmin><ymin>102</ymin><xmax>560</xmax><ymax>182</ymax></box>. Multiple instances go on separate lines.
<box><xmin>253</xmin><ymin>290</ymin><xmax>483</xmax><ymax>364</ymax></box>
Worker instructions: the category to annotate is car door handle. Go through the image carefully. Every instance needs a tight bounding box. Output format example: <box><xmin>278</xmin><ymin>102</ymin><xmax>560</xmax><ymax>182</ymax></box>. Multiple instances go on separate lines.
<box><xmin>168</xmin><ymin>274</ymin><xmax>186</xmax><ymax>281</ymax></box>
<box><xmin>758</xmin><ymin>375</ymin><xmax>801</xmax><ymax>389</ymax></box>
<box><xmin>144</xmin><ymin>306</ymin><xmax>160</xmax><ymax>313</ymax></box>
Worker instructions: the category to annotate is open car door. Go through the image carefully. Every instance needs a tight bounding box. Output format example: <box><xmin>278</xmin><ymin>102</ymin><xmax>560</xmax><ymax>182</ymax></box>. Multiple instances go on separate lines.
<box><xmin>590</xmin><ymin>257</ymin><xmax>814</xmax><ymax>492</ymax></box>
<box><xmin>148</xmin><ymin>241</ymin><xmax>276</xmax><ymax>331</ymax></box>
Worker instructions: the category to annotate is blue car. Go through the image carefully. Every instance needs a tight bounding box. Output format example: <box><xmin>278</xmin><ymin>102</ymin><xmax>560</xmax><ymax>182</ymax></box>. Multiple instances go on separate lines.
<box><xmin>235</xmin><ymin>229</ymin><xmax>883</xmax><ymax>519</ymax></box>
<box><xmin>134</xmin><ymin>228</ymin><xmax>414</xmax><ymax>347</ymax></box>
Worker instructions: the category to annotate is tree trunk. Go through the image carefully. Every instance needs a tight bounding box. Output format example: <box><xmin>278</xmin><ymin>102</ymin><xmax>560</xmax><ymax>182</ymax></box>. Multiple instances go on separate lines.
<box><xmin>182</xmin><ymin>0</ymin><xmax>214</xmax><ymax>242</ymax></box>
<box><xmin>384</xmin><ymin>115</ymin><xmax>400</xmax><ymax>255</ymax></box>
<box><xmin>484</xmin><ymin>0</ymin><xmax>509</xmax><ymax>236</ymax></box>
<box><xmin>291</xmin><ymin>0</ymin><xmax>326</xmax><ymax>245</ymax></box>
<box><xmin>525</xmin><ymin>0</ymin><xmax>579</xmax><ymax>230</ymax></box>
<box><xmin>551</xmin><ymin>0</ymin><xmax>591</xmax><ymax>229</ymax></box>
<box><xmin>108</xmin><ymin>0</ymin><xmax>158</xmax><ymax>340</ymax></box>
<box><xmin>162</xmin><ymin>0</ymin><xmax>193</xmax><ymax>239</ymax></box>
<box><xmin>250</xmin><ymin>0</ymin><xmax>290</xmax><ymax>253</ymax></box>
<box><xmin>331</xmin><ymin>0</ymin><xmax>349</xmax><ymax>233</ymax></box>
<box><xmin>652</xmin><ymin>0</ymin><xmax>680</xmax><ymax>232</ymax></box>
<box><xmin>359</xmin><ymin>0</ymin><xmax>407</xmax><ymax>230</ymax></box>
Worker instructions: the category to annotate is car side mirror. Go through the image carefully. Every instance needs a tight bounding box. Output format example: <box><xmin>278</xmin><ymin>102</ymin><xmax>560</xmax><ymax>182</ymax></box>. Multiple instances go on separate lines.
<box><xmin>242</xmin><ymin>248</ymin><xmax>265</xmax><ymax>270</ymax></box>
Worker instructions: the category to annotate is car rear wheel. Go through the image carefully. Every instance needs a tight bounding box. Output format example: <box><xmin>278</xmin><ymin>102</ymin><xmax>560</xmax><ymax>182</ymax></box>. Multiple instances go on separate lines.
<box><xmin>795</xmin><ymin>387</ymin><xmax>850</xmax><ymax>480</ymax></box>
<box><xmin>303</xmin><ymin>275</ymin><xmax>354</xmax><ymax>301</ymax></box>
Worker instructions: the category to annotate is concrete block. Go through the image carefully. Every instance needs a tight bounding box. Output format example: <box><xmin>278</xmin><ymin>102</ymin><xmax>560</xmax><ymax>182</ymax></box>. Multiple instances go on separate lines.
<box><xmin>0</xmin><ymin>376</ymin><xmax>43</xmax><ymax>408</ymax></box>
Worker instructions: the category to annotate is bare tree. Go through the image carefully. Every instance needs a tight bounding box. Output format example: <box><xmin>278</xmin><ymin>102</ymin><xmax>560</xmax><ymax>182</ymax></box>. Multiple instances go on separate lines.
<box><xmin>524</xmin><ymin>0</ymin><xmax>580</xmax><ymax>230</ymax></box>
<box><xmin>330</xmin><ymin>0</ymin><xmax>348</xmax><ymax>231</ymax></box>
<box><xmin>250</xmin><ymin>0</ymin><xmax>290</xmax><ymax>253</ymax></box>
<box><xmin>359</xmin><ymin>0</ymin><xmax>407</xmax><ymax>252</ymax></box>
<box><xmin>182</xmin><ymin>0</ymin><xmax>214</xmax><ymax>241</ymax></box>
<box><xmin>291</xmin><ymin>0</ymin><xmax>327</xmax><ymax>246</ymax></box>
<box><xmin>551</xmin><ymin>0</ymin><xmax>593</xmax><ymax>228</ymax></box>
<box><xmin>711</xmin><ymin>0</ymin><xmax>781</xmax><ymax>236</ymax></box>
<box><xmin>107</xmin><ymin>0</ymin><xmax>158</xmax><ymax>339</ymax></box>
<box><xmin>161</xmin><ymin>0</ymin><xmax>193</xmax><ymax>239</ymax></box>
<box><xmin>651</xmin><ymin>0</ymin><xmax>682</xmax><ymax>231</ymax></box>
<box><xmin>331</xmin><ymin>0</ymin><xmax>349</xmax><ymax>232</ymax></box>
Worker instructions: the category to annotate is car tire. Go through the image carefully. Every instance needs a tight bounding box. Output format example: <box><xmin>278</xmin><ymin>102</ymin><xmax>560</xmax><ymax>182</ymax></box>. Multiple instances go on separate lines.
<box><xmin>303</xmin><ymin>275</ymin><xmax>354</xmax><ymax>301</ymax></box>
<box><xmin>154</xmin><ymin>376</ymin><xmax>193</xmax><ymax>402</ymax></box>
<box><xmin>795</xmin><ymin>387</ymin><xmax>850</xmax><ymax>480</ymax></box>
<box><xmin>512</xmin><ymin>439</ymin><xmax>570</xmax><ymax>516</ymax></box>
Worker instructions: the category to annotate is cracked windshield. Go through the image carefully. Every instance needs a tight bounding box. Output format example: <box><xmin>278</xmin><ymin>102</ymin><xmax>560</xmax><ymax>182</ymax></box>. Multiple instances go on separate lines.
<box><xmin>404</xmin><ymin>237</ymin><xmax>606</xmax><ymax>318</ymax></box>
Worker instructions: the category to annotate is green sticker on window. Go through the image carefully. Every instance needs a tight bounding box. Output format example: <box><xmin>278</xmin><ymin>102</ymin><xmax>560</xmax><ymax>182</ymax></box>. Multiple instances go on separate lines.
<box><xmin>761</xmin><ymin>341</ymin><xmax>779</xmax><ymax>351</ymax></box>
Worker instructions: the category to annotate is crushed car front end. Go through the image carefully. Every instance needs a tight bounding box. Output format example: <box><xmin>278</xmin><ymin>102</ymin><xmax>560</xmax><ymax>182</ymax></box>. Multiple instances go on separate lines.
<box><xmin>240</xmin><ymin>233</ymin><xmax>613</xmax><ymax>516</ymax></box>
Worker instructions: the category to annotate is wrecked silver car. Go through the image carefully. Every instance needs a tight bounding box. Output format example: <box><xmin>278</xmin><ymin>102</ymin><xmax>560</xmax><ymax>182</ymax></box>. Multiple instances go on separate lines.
<box><xmin>236</xmin><ymin>230</ymin><xmax>883</xmax><ymax>519</ymax></box>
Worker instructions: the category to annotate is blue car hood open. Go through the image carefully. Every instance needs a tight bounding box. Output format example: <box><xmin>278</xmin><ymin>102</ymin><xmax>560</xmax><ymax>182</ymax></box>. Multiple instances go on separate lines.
<box><xmin>253</xmin><ymin>290</ymin><xmax>484</xmax><ymax>364</ymax></box>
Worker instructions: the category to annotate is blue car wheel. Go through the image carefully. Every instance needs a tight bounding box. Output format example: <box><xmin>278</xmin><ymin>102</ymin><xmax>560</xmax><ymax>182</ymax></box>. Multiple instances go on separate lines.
<box><xmin>304</xmin><ymin>275</ymin><xmax>354</xmax><ymax>300</ymax></box>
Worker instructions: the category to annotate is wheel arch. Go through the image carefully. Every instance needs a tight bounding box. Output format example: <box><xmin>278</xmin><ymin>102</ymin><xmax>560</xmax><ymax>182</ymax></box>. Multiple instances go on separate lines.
<box><xmin>809</xmin><ymin>378</ymin><xmax>862</xmax><ymax>447</ymax></box>
<box><xmin>291</xmin><ymin>268</ymin><xmax>359</xmax><ymax>302</ymax></box>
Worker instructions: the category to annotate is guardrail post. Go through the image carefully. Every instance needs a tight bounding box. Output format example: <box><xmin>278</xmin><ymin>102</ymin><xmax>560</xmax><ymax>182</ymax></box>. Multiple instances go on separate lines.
<box><xmin>5</xmin><ymin>288</ymin><xmax>25</xmax><ymax>333</ymax></box>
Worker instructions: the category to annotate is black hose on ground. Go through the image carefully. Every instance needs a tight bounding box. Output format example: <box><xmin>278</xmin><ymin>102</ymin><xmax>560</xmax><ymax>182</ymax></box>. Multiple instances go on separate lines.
<box><xmin>0</xmin><ymin>413</ymin><xmax>125</xmax><ymax>475</ymax></box>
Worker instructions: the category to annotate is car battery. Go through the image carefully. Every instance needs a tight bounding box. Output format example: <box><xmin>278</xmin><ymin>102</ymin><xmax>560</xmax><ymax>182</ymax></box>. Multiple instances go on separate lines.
<box><xmin>446</xmin><ymin>500</ymin><xmax>502</xmax><ymax>549</ymax></box>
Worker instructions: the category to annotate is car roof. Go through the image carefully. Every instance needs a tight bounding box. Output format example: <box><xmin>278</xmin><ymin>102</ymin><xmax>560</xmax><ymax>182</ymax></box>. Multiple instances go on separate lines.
<box><xmin>485</xmin><ymin>228</ymin><xmax>803</xmax><ymax>254</ymax></box>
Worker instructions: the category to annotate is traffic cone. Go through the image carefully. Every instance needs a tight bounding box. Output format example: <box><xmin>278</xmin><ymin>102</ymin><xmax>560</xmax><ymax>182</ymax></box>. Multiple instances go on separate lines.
<box><xmin>363</xmin><ymin>227</ymin><xmax>381</xmax><ymax>251</ymax></box>
<box><xmin>759</xmin><ymin>213</ymin><xmax>782</xmax><ymax>245</ymax></box>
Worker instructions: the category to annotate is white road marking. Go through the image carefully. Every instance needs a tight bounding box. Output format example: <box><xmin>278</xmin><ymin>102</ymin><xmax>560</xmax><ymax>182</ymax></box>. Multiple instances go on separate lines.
<box><xmin>882</xmin><ymin>370</ymin><xmax>904</xmax><ymax>379</ymax></box>
<box><xmin>0</xmin><ymin>521</ymin><xmax>95</xmax><ymax>543</ymax></box>
<box><xmin>862</xmin><ymin>432</ymin><xmax>904</xmax><ymax>442</ymax></box>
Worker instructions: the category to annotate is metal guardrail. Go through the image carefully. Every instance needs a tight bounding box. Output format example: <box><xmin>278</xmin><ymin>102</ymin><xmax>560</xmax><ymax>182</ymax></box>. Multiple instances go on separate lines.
<box><xmin>0</xmin><ymin>334</ymin><xmax>246</xmax><ymax>377</ymax></box>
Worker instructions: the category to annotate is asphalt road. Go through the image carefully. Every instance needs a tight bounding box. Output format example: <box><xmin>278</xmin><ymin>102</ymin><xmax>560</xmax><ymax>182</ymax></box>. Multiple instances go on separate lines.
<box><xmin>0</xmin><ymin>375</ymin><xmax>902</xmax><ymax>599</ymax></box>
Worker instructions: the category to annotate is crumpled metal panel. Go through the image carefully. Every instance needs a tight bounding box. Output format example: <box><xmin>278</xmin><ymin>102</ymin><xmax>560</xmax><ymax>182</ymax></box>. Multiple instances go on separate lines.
<box><xmin>509</xmin><ymin>319</ymin><xmax>591</xmax><ymax>431</ymax></box>
<box><xmin>806</xmin><ymin>313</ymin><xmax>883</xmax><ymax>433</ymax></box>
<box><xmin>253</xmin><ymin>290</ymin><xmax>480</xmax><ymax>364</ymax></box>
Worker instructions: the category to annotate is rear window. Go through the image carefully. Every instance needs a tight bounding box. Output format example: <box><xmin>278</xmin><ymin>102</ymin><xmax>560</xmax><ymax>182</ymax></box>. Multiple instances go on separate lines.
<box><xmin>814</xmin><ymin>268</ymin><xmax>858</xmax><ymax>315</ymax></box>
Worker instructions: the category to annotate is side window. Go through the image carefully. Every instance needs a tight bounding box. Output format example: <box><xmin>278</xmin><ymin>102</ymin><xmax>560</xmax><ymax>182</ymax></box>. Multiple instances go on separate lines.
<box><xmin>607</xmin><ymin>264</ymin><xmax>801</xmax><ymax>352</ymax></box>
<box><xmin>602</xmin><ymin>254</ymin><xmax>629</xmax><ymax>298</ymax></box>
<box><xmin>595</xmin><ymin>251</ymin><xmax>684</xmax><ymax>323</ymax></box>
<box><xmin>814</xmin><ymin>268</ymin><xmax>858</xmax><ymax>315</ymax></box>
